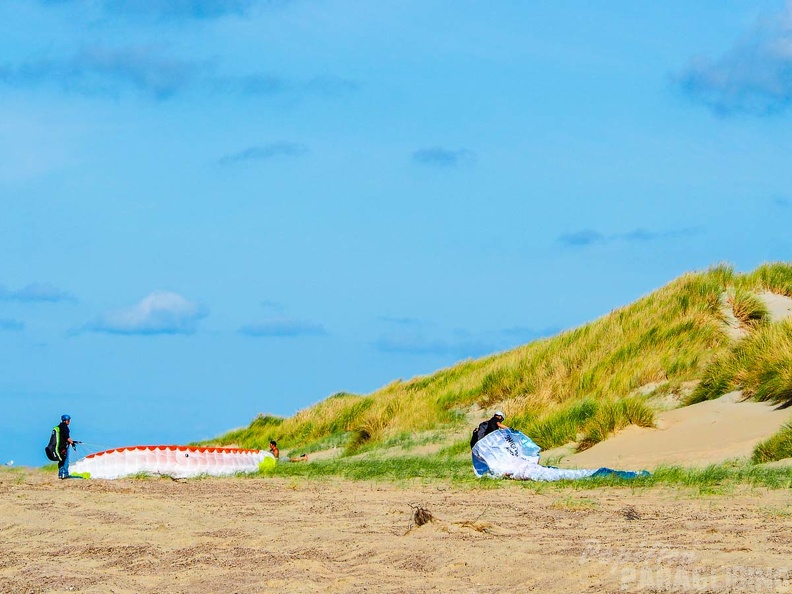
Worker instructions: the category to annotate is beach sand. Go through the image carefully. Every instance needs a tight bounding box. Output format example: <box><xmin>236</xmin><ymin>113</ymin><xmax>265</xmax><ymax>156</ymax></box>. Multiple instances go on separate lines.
<box><xmin>2</xmin><ymin>468</ymin><xmax>792</xmax><ymax>593</ymax></box>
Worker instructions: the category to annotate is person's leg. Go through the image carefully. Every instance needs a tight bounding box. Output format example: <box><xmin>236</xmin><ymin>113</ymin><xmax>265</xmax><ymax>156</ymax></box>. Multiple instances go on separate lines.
<box><xmin>58</xmin><ymin>448</ymin><xmax>70</xmax><ymax>478</ymax></box>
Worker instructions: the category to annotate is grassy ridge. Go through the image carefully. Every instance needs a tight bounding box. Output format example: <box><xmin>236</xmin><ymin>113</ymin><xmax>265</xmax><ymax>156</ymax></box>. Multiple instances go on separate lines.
<box><xmin>207</xmin><ymin>262</ymin><xmax>792</xmax><ymax>464</ymax></box>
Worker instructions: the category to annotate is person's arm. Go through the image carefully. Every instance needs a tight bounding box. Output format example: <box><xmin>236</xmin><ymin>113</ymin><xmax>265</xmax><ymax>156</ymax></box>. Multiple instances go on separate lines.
<box><xmin>497</xmin><ymin>421</ymin><xmax>510</xmax><ymax>429</ymax></box>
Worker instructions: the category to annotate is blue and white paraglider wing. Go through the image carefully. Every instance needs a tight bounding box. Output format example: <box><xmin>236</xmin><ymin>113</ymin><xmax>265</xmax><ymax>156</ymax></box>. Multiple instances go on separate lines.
<box><xmin>472</xmin><ymin>428</ymin><xmax>542</xmax><ymax>477</ymax></box>
<box><xmin>472</xmin><ymin>429</ymin><xmax>647</xmax><ymax>482</ymax></box>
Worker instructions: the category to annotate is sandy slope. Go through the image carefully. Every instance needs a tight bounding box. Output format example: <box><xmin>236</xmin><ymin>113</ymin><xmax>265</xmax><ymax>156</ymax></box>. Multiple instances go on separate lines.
<box><xmin>554</xmin><ymin>290</ymin><xmax>792</xmax><ymax>472</ymax></box>
<box><xmin>2</xmin><ymin>469</ymin><xmax>792</xmax><ymax>594</ymax></box>
<box><xmin>761</xmin><ymin>291</ymin><xmax>792</xmax><ymax>322</ymax></box>
<box><xmin>558</xmin><ymin>391</ymin><xmax>792</xmax><ymax>471</ymax></box>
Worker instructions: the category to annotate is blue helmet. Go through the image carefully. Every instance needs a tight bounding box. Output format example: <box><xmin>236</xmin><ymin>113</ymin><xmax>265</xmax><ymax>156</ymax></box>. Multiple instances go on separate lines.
<box><xmin>61</xmin><ymin>414</ymin><xmax>71</xmax><ymax>422</ymax></box>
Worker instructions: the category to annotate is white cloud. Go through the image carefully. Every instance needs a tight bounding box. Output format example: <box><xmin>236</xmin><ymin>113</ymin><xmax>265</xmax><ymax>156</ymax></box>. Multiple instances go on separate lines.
<box><xmin>83</xmin><ymin>291</ymin><xmax>207</xmax><ymax>335</ymax></box>
<box><xmin>677</xmin><ymin>2</ymin><xmax>792</xmax><ymax>116</ymax></box>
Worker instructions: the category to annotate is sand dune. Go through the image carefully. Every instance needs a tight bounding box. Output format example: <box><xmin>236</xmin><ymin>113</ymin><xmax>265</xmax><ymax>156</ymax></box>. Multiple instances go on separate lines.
<box><xmin>561</xmin><ymin>391</ymin><xmax>792</xmax><ymax>471</ymax></box>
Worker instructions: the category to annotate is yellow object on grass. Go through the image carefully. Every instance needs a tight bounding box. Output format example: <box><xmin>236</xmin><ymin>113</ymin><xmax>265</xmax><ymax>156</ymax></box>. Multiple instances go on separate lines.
<box><xmin>258</xmin><ymin>456</ymin><xmax>277</xmax><ymax>472</ymax></box>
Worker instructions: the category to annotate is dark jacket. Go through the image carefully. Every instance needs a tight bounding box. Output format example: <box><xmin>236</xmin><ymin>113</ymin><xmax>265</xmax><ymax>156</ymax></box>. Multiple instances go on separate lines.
<box><xmin>481</xmin><ymin>416</ymin><xmax>502</xmax><ymax>439</ymax></box>
<box><xmin>57</xmin><ymin>421</ymin><xmax>70</xmax><ymax>453</ymax></box>
<box><xmin>470</xmin><ymin>416</ymin><xmax>505</xmax><ymax>448</ymax></box>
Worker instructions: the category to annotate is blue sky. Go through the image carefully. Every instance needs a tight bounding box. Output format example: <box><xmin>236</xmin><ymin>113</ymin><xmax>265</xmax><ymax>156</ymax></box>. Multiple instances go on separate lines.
<box><xmin>2</xmin><ymin>1</ymin><xmax>791</xmax><ymax>466</ymax></box>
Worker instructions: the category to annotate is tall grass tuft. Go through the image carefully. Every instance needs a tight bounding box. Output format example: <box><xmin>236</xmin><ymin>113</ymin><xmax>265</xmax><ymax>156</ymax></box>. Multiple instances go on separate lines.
<box><xmin>752</xmin><ymin>423</ymin><xmax>792</xmax><ymax>464</ymax></box>
<box><xmin>525</xmin><ymin>399</ymin><xmax>599</xmax><ymax>449</ymax></box>
<box><xmin>746</xmin><ymin>261</ymin><xmax>792</xmax><ymax>297</ymax></box>
<box><xmin>688</xmin><ymin>318</ymin><xmax>792</xmax><ymax>407</ymax></box>
<box><xmin>727</xmin><ymin>287</ymin><xmax>769</xmax><ymax>328</ymax></box>
<box><xmin>577</xmin><ymin>397</ymin><xmax>655</xmax><ymax>451</ymax></box>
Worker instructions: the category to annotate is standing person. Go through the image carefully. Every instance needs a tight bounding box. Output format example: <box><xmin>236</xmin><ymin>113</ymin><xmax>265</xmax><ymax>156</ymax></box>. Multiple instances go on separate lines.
<box><xmin>269</xmin><ymin>440</ymin><xmax>279</xmax><ymax>459</ymax></box>
<box><xmin>56</xmin><ymin>414</ymin><xmax>76</xmax><ymax>479</ymax></box>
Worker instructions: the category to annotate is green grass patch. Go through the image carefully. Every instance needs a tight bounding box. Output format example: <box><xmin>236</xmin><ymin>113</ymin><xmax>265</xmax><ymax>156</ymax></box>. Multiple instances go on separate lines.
<box><xmin>566</xmin><ymin>461</ymin><xmax>792</xmax><ymax>491</ymax></box>
<box><xmin>248</xmin><ymin>456</ymin><xmax>792</xmax><ymax>492</ymax></box>
<box><xmin>287</xmin><ymin>431</ymin><xmax>349</xmax><ymax>456</ymax></box>
<box><xmin>437</xmin><ymin>439</ymin><xmax>473</xmax><ymax>458</ymax></box>
<box><xmin>525</xmin><ymin>398</ymin><xmax>599</xmax><ymax>449</ymax></box>
<box><xmin>752</xmin><ymin>423</ymin><xmax>792</xmax><ymax>464</ymax></box>
<box><xmin>260</xmin><ymin>456</ymin><xmax>477</xmax><ymax>482</ymax></box>
<box><xmin>345</xmin><ymin>430</ymin><xmax>452</xmax><ymax>456</ymax></box>
<box><xmin>577</xmin><ymin>397</ymin><xmax>655</xmax><ymax>451</ymax></box>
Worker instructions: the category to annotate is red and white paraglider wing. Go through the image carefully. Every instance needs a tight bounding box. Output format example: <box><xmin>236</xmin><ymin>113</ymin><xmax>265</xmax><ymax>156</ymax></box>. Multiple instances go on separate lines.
<box><xmin>70</xmin><ymin>445</ymin><xmax>272</xmax><ymax>479</ymax></box>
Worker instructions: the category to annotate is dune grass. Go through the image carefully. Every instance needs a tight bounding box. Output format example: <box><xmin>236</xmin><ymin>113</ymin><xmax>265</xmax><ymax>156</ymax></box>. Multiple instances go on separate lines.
<box><xmin>521</xmin><ymin>398</ymin><xmax>599</xmax><ymax>449</ymax></box>
<box><xmin>744</xmin><ymin>261</ymin><xmax>792</xmax><ymax>297</ymax></box>
<box><xmin>206</xmin><ymin>262</ymin><xmax>792</xmax><ymax>463</ymax></box>
<box><xmin>726</xmin><ymin>287</ymin><xmax>769</xmax><ymax>328</ymax></box>
<box><xmin>753</xmin><ymin>423</ymin><xmax>792</xmax><ymax>464</ymax></box>
<box><xmin>576</xmin><ymin>397</ymin><xmax>656</xmax><ymax>451</ymax></box>
<box><xmin>519</xmin><ymin>396</ymin><xmax>655</xmax><ymax>451</ymax></box>
<box><xmin>687</xmin><ymin>317</ymin><xmax>792</xmax><ymax>406</ymax></box>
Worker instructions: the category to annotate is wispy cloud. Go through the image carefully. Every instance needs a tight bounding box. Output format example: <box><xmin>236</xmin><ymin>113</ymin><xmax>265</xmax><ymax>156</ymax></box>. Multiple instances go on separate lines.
<box><xmin>0</xmin><ymin>319</ymin><xmax>25</xmax><ymax>332</ymax></box>
<box><xmin>501</xmin><ymin>325</ymin><xmax>560</xmax><ymax>342</ymax></box>
<box><xmin>39</xmin><ymin>0</ymin><xmax>272</xmax><ymax>20</ymax></box>
<box><xmin>239</xmin><ymin>317</ymin><xmax>326</xmax><ymax>337</ymax></box>
<box><xmin>375</xmin><ymin>322</ymin><xmax>563</xmax><ymax>359</ymax></box>
<box><xmin>0</xmin><ymin>282</ymin><xmax>75</xmax><ymax>303</ymax></box>
<box><xmin>377</xmin><ymin>316</ymin><xmax>424</xmax><ymax>327</ymax></box>
<box><xmin>557</xmin><ymin>230</ymin><xmax>605</xmax><ymax>247</ymax></box>
<box><xmin>374</xmin><ymin>332</ymin><xmax>494</xmax><ymax>358</ymax></box>
<box><xmin>0</xmin><ymin>46</ymin><xmax>358</xmax><ymax>101</ymax></box>
<box><xmin>218</xmin><ymin>142</ymin><xmax>307</xmax><ymax>165</ymax></box>
<box><xmin>260</xmin><ymin>299</ymin><xmax>285</xmax><ymax>311</ymax></box>
<box><xmin>81</xmin><ymin>291</ymin><xmax>207</xmax><ymax>335</ymax></box>
<box><xmin>228</xmin><ymin>74</ymin><xmax>358</xmax><ymax>98</ymax></box>
<box><xmin>102</xmin><ymin>0</ymin><xmax>259</xmax><ymax>20</ymax></box>
<box><xmin>0</xmin><ymin>46</ymin><xmax>200</xmax><ymax>100</ymax></box>
<box><xmin>675</xmin><ymin>3</ymin><xmax>792</xmax><ymax>116</ymax></box>
<box><xmin>411</xmin><ymin>147</ymin><xmax>477</xmax><ymax>168</ymax></box>
<box><xmin>558</xmin><ymin>227</ymin><xmax>701</xmax><ymax>248</ymax></box>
